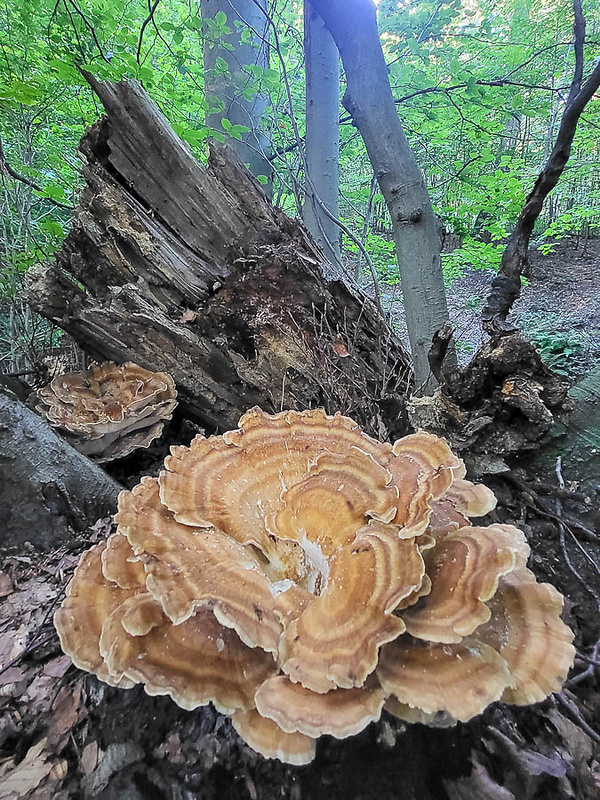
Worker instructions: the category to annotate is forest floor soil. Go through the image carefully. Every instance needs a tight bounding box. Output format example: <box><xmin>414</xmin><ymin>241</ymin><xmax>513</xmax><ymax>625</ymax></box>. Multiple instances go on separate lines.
<box><xmin>381</xmin><ymin>237</ymin><xmax>600</xmax><ymax>379</ymax></box>
<box><xmin>1</xmin><ymin>238</ymin><xmax>599</xmax><ymax>799</ymax></box>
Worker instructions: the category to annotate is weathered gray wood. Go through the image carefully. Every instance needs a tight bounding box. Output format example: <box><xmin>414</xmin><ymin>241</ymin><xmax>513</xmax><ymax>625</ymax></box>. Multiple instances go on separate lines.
<box><xmin>0</xmin><ymin>388</ymin><xmax>121</xmax><ymax>551</ymax></box>
<box><xmin>26</xmin><ymin>79</ymin><xmax>411</xmax><ymax>439</ymax></box>
<box><xmin>202</xmin><ymin>0</ymin><xmax>272</xmax><ymax>186</ymax></box>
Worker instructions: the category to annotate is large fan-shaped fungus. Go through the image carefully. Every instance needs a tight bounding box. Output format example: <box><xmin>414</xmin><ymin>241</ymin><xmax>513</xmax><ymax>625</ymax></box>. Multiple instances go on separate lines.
<box><xmin>55</xmin><ymin>408</ymin><xmax>575</xmax><ymax>764</ymax></box>
<box><xmin>36</xmin><ymin>361</ymin><xmax>177</xmax><ymax>462</ymax></box>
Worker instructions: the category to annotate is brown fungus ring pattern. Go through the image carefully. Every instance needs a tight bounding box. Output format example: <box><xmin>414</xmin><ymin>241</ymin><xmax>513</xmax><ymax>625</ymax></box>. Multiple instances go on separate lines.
<box><xmin>55</xmin><ymin>408</ymin><xmax>575</xmax><ymax>764</ymax></box>
<box><xmin>36</xmin><ymin>361</ymin><xmax>178</xmax><ymax>462</ymax></box>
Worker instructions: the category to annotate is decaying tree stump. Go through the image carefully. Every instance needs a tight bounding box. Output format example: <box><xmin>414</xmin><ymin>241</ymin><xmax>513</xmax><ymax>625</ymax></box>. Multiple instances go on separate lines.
<box><xmin>408</xmin><ymin>333</ymin><xmax>571</xmax><ymax>476</ymax></box>
<box><xmin>26</xmin><ymin>78</ymin><xmax>411</xmax><ymax>441</ymax></box>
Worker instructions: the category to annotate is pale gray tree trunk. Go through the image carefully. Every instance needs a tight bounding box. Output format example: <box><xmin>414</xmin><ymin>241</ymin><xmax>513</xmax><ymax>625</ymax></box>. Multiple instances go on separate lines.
<box><xmin>202</xmin><ymin>0</ymin><xmax>272</xmax><ymax>186</ymax></box>
<box><xmin>309</xmin><ymin>0</ymin><xmax>454</xmax><ymax>388</ymax></box>
<box><xmin>302</xmin><ymin>1</ymin><xmax>340</xmax><ymax>266</ymax></box>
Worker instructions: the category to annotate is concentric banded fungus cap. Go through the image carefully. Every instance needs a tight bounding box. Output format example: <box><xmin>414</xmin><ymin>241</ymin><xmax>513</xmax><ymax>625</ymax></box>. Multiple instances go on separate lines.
<box><xmin>55</xmin><ymin>407</ymin><xmax>575</xmax><ymax>765</ymax></box>
<box><xmin>36</xmin><ymin>361</ymin><xmax>177</xmax><ymax>462</ymax></box>
<box><xmin>54</xmin><ymin>534</ymin><xmax>276</xmax><ymax>713</ymax></box>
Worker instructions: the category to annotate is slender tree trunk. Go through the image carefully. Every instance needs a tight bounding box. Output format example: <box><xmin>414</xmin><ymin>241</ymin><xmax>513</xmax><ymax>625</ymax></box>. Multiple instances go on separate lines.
<box><xmin>202</xmin><ymin>0</ymin><xmax>272</xmax><ymax>188</ymax></box>
<box><xmin>309</xmin><ymin>0</ymin><xmax>454</xmax><ymax>389</ymax></box>
<box><xmin>302</xmin><ymin>1</ymin><xmax>340</xmax><ymax>266</ymax></box>
<box><xmin>482</xmin><ymin>0</ymin><xmax>600</xmax><ymax>336</ymax></box>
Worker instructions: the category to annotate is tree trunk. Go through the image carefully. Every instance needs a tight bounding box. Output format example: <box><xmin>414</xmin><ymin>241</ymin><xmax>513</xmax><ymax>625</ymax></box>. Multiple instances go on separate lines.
<box><xmin>302</xmin><ymin>1</ymin><xmax>341</xmax><ymax>266</ymax></box>
<box><xmin>0</xmin><ymin>387</ymin><xmax>121</xmax><ymax>551</ymax></box>
<box><xmin>25</xmin><ymin>77</ymin><xmax>412</xmax><ymax>442</ymax></box>
<box><xmin>308</xmin><ymin>0</ymin><xmax>454</xmax><ymax>389</ymax></box>
<box><xmin>202</xmin><ymin>0</ymin><xmax>273</xmax><ymax>188</ymax></box>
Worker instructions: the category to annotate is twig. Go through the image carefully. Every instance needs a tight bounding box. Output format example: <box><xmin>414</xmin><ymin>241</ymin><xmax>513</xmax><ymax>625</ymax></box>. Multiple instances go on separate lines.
<box><xmin>137</xmin><ymin>0</ymin><xmax>161</xmax><ymax>64</ymax></box>
<box><xmin>0</xmin><ymin>135</ymin><xmax>73</xmax><ymax>210</ymax></box>
<box><xmin>500</xmin><ymin>472</ymin><xmax>598</xmax><ymax>542</ymax></box>
<box><xmin>554</xmin><ymin>458</ymin><xmax>600</xmax><ymax>609</ymax></box>
<box><xmin>482</xmin><ymin>0</ymin><xmax>600</xmax><ymax>336</ymax></box>
<box><xmin>555</xmin><ymin>691</ymin><xmax>600</xmax><ymax>744</ymax></box>
<box><xmin>0</xmin><ymin>633</ymin><xmax>58</xmax><ymax>677</ymax></box>
<box><xmin>568</xmin><ymin>641</ymin><xmax>600</xmax><ymax>686</ymax></box>
<box><xmin>65</xmin><ymin>0</ymin><xmax>110</xmax><ymax>62</ymax></box>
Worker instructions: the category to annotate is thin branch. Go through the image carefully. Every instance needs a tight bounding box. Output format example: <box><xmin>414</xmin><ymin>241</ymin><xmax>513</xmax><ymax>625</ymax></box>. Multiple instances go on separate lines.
<box><xmin>64</xmin><ymin>0</ymin><xmax>110</xmax><ymax>63</ymax></box>
<box><xmin>276</xmin><ymin>75</ymin><xmax>568</xmax><ymax>160</ymax></box>
<box><xmin>137</xmin><ymin>0</ymin><xmax>161</xmax><ymax>65</ymax></box>
<box><xmin>556</xmin><ymin>691</ymin><xmax>600</xmax><ymax>745</ymax></box>
<box><xmin>0</xmin><ymin>135</ymin><xmax>73</xmax><ymax>210</ymax></box>
<box><xmin>482</xmin><ymin>0</ymin><xmax>600</xmax><ymax>336</ymax></box>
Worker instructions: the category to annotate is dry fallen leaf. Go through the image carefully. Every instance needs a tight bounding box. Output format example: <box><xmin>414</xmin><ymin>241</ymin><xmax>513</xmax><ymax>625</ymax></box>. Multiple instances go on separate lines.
<box><xmin>0</xmin><ymin>738</ymin><xmax>52</xmax><ymax>800</ymax></box>
<box><xmin>47</xmin><ymin>681</ymin><xmax>84</xmax><ymax>748</ymax></box>
<box><xmin>332</xmin><ymin>335</ymin><xmax>350</xmax><ymax>357</ymax></box>
<box><xmin>80</xmin><ymin>742</ymin><xmax>100</xmax><ymax>776</ymax></box>
<box><xmin>179</xmin><ymin>308</ymin><xmax>198</xmax><ymax>323</ymax></box>
<box><xmin>0</xmin><ymin>573</ymin><xmax>13</xmax><ymax>598</ymax></box>
<box><xmin>43</xmin><ymin>655</ymin><xmax>72</xmax><ymax>679</ymax></box>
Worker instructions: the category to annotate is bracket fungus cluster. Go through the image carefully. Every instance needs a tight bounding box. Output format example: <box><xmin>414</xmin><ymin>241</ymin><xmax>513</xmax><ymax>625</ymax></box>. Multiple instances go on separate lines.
<box><xmin>55</xmin><ymin>408</ymin><xmax>575</xmax><ymax>764</ymax></box>
<box><xmin>36</xmin><ymin>362</ymin><xmax>177</xmax><ymax>462</ymax></box>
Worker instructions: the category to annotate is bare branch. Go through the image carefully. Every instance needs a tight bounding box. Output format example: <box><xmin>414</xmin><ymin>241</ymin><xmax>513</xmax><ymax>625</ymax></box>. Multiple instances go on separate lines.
<box><xmin>0</xmin><ymin>135</ymin><xmax>73</xmax><ymax>211</ymax></box>
<box><xmin>137</xmin><ymin>0</ymin><xmax>162</xmax><ymax>65</ymax></box>
<box><xmin>65</xmin><ymin>0</ymin><xmax>110</xmax><ymax>63</ymax></box>
<box><xmin>482</xmin><ymin>0</ymin><xmax>600</xmax><ymax>337</ymax></box>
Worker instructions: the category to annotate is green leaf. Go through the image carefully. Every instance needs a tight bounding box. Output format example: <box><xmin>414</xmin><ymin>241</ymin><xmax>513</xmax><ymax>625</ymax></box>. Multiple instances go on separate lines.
<box><xmin>0</xmin><ymin>79</ymin><xmax>40</xmax><ymax>105</ymax></box>
<box><xmin>228</xmin><ymin>123</ymin><xmax>250</xmax><ymax>139</ymax></box>
<box><xmin>39</xmin><ymin>219</ymin><xmax>64</xmax><ymax>236</ymax></box>
<box><xmin>38</xmin><ymin>183</ymin><xmax>66</xmax><ymax>201</ymax></box>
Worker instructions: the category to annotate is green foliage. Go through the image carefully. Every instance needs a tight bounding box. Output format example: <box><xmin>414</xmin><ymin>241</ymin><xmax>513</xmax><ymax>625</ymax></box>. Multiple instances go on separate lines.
<box><xmin>538</xmin><ymin>205</ymin><xmax>600</xmax><ymax>254</ymax></box>
<box><xmin>518</xmin><ymin>312</ymin><xmax>587</xmax><ymax>376</ymax></box>
<box><xmin>1</xmin><ymin>0</ymin><xmax>599</xmax><ymax>320</ymax></box>
<box><xmin>442</xmin><ymin>238</ymin><xmax>504</xmax><ymax>282</ymax></box>
<box><xmin>345</xmin><ymin>232</ymin><xmax>398</xmax><ymax>283</ymax></box>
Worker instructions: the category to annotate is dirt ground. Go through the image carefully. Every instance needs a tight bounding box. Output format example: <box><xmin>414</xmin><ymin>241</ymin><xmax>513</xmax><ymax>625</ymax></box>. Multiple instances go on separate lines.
<box><xmin>1</xmin><ymin>239</ymin><xmax>599</xmax><ymax>799</ymax></box>
<box><xmin>383</xmin><ymin>238</ymin><xmax>600</xmax><ymax>377</ymax></box>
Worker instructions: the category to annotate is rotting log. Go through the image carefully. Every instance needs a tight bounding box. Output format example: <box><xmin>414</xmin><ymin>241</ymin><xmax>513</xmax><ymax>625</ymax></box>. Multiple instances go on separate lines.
<box><xmin>0</xmin><ymin>387</ymin><xmax>121</xmax><ymax>551</ymax></box>
<box><xmin>408</xmin><ymin>333</ymin><xmax>570</xmax><ymax>477</ymax></box>
<box><xmin>26</xmin><ymin>78</ymin><xmax>411</xmax><ymax>441</ymax></box>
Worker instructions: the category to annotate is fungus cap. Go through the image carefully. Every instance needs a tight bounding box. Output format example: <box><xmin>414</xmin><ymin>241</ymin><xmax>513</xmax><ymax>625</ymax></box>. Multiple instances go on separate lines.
<box><xmin>55</xmin><ymin>408</ymin><xmax>575</xmax><ymax>764</ymax></box>
<box><xmin>37</xmin><ymin>361</ymin><xmax>177</xmax><ymax>462</ymax></box>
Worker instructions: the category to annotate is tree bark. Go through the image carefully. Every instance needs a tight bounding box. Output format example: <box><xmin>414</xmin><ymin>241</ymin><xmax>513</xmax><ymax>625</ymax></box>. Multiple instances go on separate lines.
<box><xmin>0</xmin><ymin>387</ymin><xmax>121</xmax><ymax>551</ymax></box>
<box><xmin>302</xmin><ymin>1</ymin><xmax>341</xmax><ymax>266</ymax></box>
<box><xmin>308</xmin><ymin>0</ymin><xmax>454</xmax><ymax>389</ymax></box>
<box><xmin>25</xmin><ymin>78</ymin><xmax>412</xmax><ymax>442</ymax></box>
<box><xmin>482</xmin><ymin>0</ymin><xmax>600</xmax><ymax>337</ymax></box>
<box><xmin>202</xmin><ymin>0</ymin><xmax>273</xmax><ymax>187</ymax></box>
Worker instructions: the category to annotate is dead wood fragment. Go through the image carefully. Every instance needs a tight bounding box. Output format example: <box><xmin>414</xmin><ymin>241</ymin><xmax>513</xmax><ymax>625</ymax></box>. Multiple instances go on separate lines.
<box><xmin>408</xmin><ymin>333</ymin><xmax>569</xmax><ymax>476</ymax></box>
<box><xmin>0</xmin><ymin>389</ymin><xmax>121</xmax><ymax>552</ymax></box>
<box><xmin>26</xmin><ymin>79</ymin><xmax>412</xmax><ymax>440</ymax></box>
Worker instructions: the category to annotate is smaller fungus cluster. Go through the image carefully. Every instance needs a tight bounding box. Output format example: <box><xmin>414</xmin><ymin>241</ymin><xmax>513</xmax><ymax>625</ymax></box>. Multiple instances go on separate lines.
<box><xmin>36</xmin><ymin>361</ymin><xmax>177</xmax><ymax>462</ymax></box>
<box><xmin>55</xmin><ymin>408</ymin><xmax>575</xmax><ymax>764</ymax></box>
